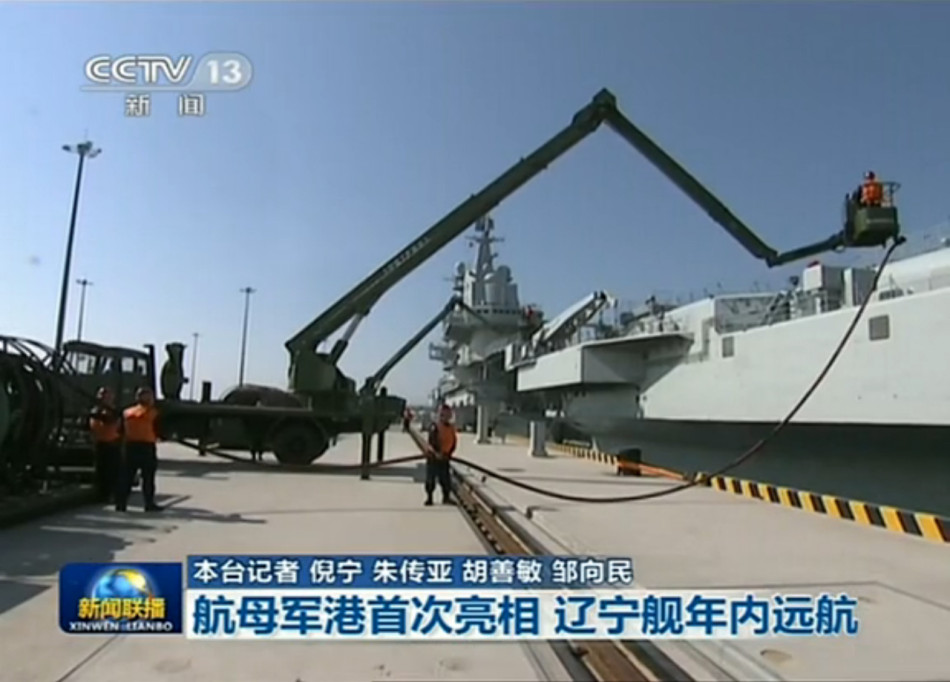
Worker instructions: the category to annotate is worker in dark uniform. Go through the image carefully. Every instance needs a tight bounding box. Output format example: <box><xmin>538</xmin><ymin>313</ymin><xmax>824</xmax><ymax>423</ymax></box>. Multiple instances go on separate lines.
<box><xmin>402</xmin><ymin>407</ymin><xmax>414</xmax><ymax>432</ymax></box>
<box><xmin>424</xmin><ymin>404</ymin><xmax>458</xmax><ymax>506</ymax></box>
<box><xmin>859</xmin><ymin>171</ymin><xmax>884</xmax><ymax>207</ymax></box>
<box><xmin>89</xmin><ymin>387</ymin><xmax>121</xmax><ymax>502</ymax></box>
<box><xmin>116</xmin><ymin>387</ymin><xmax>163</xmax><ymax>512</ymax></box>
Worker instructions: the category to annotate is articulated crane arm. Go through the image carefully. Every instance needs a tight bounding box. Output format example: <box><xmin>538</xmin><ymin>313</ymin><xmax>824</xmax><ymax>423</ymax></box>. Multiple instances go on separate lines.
<box><xmin>286</xmin><ymin>88</ymin><xmax>897</xmax><ymax>396</ymax></box>
<box><xmin>531</xmin><ymin>291</ymin><xmax>615</xmax><ymax>352</ymax></box>
<box><xmin>359</xmin><ymin>296</ymin><xmax>501</xmax><ymax>397</ymax></box>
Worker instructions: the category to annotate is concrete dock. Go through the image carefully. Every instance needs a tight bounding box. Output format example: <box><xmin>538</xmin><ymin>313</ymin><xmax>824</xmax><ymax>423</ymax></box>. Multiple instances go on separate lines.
<box><xmin>4</xmin><ymin>429</ymin><xmax>946</xmax><ymax>682</ymax></box>
<box><xmin>0</xmin><ymin>436</ymin><xmax>566</xmax><ymax>682</ymax></box>
<box><xmin>453</xmin><ymin>436</ymin><xmax>950</xmax><ymax>681</ymax></box>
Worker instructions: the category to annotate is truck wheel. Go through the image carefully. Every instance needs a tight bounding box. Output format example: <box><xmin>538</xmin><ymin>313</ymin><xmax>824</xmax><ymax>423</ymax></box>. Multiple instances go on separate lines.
<box><xmin>272</xmin><ymin>422</ymin><xmax>330</xmax><ymax>466</ymax></box>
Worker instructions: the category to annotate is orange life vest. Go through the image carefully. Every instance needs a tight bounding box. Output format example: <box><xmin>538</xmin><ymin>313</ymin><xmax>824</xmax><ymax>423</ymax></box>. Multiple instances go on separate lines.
<box><xmin>435</xmin><ymin>422</ymin><xmax>457</xmax><ymax>457</ymax></box>
<box><xmin>123</xmin><ymin>404</ymin><xmax>159</xmax><ymax>444</ymax></box>
<box><xmin>861</xmin><ymin>181</ymin><xmax>883</xmax><ymax>206</ymax></box>
<box><xmin>89</xmin><ymin>407</ymin><xmax>121</xmax><ymax>443</ymax></box>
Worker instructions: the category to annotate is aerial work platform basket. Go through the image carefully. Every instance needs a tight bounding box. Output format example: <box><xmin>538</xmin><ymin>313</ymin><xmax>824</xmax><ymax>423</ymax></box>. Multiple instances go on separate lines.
<box><xmin>845</xmin><ymin>180</ymin><xmax>901</xmax><ymax>248</ymax></box>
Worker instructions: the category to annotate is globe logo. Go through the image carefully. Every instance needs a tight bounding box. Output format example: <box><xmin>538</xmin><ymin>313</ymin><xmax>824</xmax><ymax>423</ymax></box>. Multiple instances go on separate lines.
<box><xmin>89</xmin><ymin>568</ymin><xmax>156</xmax><ymax>615</ymax></box>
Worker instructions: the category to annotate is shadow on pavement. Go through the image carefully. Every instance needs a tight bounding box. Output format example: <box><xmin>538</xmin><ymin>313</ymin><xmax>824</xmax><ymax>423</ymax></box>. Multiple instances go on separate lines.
<box><xmin>0</xmin><ymin>495</ymin><xmax>268</xmax><ymax>617</ymax></box>
<box><xmin>0</xmin><ymin>579</ymin><xmax>48</xmax><ymax>617</ymax></box>
<box><xmin>111</xmin><ymin>493</ymin><xmax>269</xmax><ymax>525</ymax></box>
<box><xmin>0</xmin><ymin>524</ymin><xmax>136</xmax><ymax>616</ymax></box>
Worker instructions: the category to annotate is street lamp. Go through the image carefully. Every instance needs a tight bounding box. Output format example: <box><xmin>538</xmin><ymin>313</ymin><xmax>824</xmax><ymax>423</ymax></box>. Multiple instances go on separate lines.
<box><xmin>189</xmin><ymin>332</ymin><xmax>200</xmax><ymax>400</ymax></box>
<box><xmin>238</xmin><ymin>287</ymin><xmax>256</xmax><ymax>385</ymax></box>
<box><xmin>54</xmin><ymin>140</ymin><xmax>101</xmax><ymax>357</ymax></box>
<box><xmin>75</xmin><ymin>278</ymin><xmax>93</xmax><ymax>341</ymax></box>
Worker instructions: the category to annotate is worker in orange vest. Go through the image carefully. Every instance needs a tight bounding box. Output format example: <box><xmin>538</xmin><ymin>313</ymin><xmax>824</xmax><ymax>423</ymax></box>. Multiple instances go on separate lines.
<box><xmin>116</xmin><ymin>387</ymin><xmax>163</xmax><ymax>512</ymax></box>
<box><xmin>860</xmin><ymin>171</ymin><xmax>884</xmax><ymax>207</ymax></box>
<box><xmin>89</xmin><ymin>387</ymin><xmax>121</xmax><ymax>502</ymax></box>
<box><xmin>424</xmin><ymin>404</ymin><xmax>457</xmax><ymax>506</ymax></box>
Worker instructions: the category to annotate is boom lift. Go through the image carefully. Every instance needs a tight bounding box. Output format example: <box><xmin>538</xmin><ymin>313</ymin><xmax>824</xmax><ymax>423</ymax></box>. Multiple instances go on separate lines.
<box><xmin>284</xmin><ymin>88</ymin><xmax>900</xmax><ymax>397</ymax></box>
<box><xmin>158</xmin><ymin>87</ymin><xmax>902</xmax><ymax>467</ymax></box>
<box><xmin>358</xmin><ymin>296</ymin><xmax>500</xmax><ymax>400</ymax></box>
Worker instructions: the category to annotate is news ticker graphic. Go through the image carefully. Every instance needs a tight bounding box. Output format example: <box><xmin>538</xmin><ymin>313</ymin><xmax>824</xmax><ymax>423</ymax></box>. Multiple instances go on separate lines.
<box><xmin>185</xmin><ymin>589</ymin><xmax>860</xmax><ymax>640</ymax></box>
<box><xmin>186</xmin><ymin>554</ymin><xmax>635</xmax><ymax>590</ymax></box>
<box><xmin>59</xmin><ymin>557</ymin><xmax>861</xmax><ymax>640</ymax></box>
<box><xmin>59</xmin><ymin>562</ymin><xmax>183</xmax><ymax>634</ymax></box>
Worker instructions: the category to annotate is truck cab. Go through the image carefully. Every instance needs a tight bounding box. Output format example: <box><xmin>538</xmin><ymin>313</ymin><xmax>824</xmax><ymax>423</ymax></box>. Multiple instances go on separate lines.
<box><xmin>59</xmin><ymin>340</ymin><xmax>156</xmax><ymax>450</ymax></box>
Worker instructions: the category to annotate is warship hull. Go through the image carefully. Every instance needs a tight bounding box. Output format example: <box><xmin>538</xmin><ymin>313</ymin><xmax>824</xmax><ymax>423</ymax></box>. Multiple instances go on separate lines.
<box><xmin>570</xmin><ymin>415</ymin><xmax>948</xmax><ymax>516</ymax></box>
<box><xmin>509</xmin><ymin>245</ymin><xmax>950</xmax><ymax>517</ymax></box>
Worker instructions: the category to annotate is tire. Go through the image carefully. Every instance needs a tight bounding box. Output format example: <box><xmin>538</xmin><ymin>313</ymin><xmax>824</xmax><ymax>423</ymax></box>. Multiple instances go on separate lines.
<box><xmin>271</xmin><ymin>421</ymin><xmax>330</xmax><ymax>466</ymax></box>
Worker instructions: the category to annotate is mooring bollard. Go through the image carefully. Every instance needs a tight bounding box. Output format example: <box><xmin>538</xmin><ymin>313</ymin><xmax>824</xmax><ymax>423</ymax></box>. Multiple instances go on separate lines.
<box><xmin>528</xmin><ymin>421</ymin><xmax>547</xmax><ymax>458</ymax></box>
<box><xmin>616</xmin><ymin>447</ymin><xmax>642</xmax><ymax>476</ymax></box>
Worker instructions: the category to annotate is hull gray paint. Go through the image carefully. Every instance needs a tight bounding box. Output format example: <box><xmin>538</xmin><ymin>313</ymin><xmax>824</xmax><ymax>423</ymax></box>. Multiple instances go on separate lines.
<box><xmin>494</xmin><ymin>412</ymin><xmax>949</xmax><ymax>517</ymax></box>
<box><xmin>570</xmin><ymin>418</ymin><xmax>950</xmax><ymax>518</ymax></box>
<box><xmin>503</xmin><ymin>241</ymin><xmax>950</xmax><ymax>518</ymax></box>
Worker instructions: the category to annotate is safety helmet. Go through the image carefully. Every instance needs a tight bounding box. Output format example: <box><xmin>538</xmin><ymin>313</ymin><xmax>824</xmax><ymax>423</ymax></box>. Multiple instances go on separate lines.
<box><xmin>864</xmin><ymin>171</ymin><xmax>876</xmax><ymax>180</ymax></box>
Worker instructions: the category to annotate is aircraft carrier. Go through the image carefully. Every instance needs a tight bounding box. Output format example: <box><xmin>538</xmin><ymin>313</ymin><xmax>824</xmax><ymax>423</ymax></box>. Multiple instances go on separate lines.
<box><xmin>503</xmin><ymin>228</ymin><xmax>950</xmax><ymax>516</ymax></box>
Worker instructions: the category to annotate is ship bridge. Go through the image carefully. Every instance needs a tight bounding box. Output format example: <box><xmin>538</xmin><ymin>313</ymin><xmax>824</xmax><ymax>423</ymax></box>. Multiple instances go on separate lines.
<box><xmin>438</xmin><ymin>216</ymin><xmax>538</xmax><ymax>348</ymax></box>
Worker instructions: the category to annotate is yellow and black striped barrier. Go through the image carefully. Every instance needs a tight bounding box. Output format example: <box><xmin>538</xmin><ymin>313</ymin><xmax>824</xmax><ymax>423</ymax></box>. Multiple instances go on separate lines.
<box><xmin>503</xmin><ymin>435</ymin><xmax>950</xmax><ymax>545</ymax></box>
<box><xmin>508</xmin><ymin>436</ymin><xmax>684</xmax><ymax>480</ymax></box>
<box><xmin>701</xmin><ymin>474</ymin><xmax>950</xmax><ymax>545</ymax></box>
<box><xmin>555</xmin><ymin>442</ymin><xmax>617</xmax><ymax>466</ymax></box>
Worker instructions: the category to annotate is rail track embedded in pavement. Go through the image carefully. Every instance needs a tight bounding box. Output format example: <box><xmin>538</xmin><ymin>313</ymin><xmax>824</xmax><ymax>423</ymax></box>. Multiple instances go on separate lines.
<box><xmin>452</xmin><ymin>468</ymin><xmax>698</xmax><ymax>682</ymax></box>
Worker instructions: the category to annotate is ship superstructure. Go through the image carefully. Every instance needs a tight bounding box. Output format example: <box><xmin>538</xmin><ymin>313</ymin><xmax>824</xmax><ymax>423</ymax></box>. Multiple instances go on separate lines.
<box><xmin>428</xmin><ymin>216</ymin><xmax>542</xmax><ymax>436</ymax></box>
<box><xmin>502</xmin><ymin>232</ymin><xmax>950</xmax><ymax>512</ymax></box>
<box><xmin>509</xmin><ymin>234</ymin><xmax>950</xmax><ymax>438</ymax></box>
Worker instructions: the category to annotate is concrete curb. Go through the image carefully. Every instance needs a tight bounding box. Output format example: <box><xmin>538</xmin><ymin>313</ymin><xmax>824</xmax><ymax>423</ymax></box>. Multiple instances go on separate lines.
<box><xmin>509</xmin><ymin>436</ymin><xmax>684</xmax><ymax>479</ymax></box>
<box><xmin>704</xmin><ymin>473</ymin><xmax>950</xmax><ymax>545</ymax></box>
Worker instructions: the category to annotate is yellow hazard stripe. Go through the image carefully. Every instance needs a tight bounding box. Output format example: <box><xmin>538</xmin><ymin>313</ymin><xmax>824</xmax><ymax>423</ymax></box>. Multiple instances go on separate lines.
<box><xmin>700</xmin><ymin>473</ymin><xmax>950</xmax><ymax>545</ymax></box>
<box><xmin>505</xmin><ymin>436</ymin><xmax>948</xmax><ymax>544</ymax></box>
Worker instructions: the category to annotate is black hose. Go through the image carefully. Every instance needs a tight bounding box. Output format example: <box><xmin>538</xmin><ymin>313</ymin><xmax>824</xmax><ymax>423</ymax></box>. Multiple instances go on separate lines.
<box><xmin>0</xmin><ymin>336</ymin><xmax>70</xmax><ymax>488</ymax></box>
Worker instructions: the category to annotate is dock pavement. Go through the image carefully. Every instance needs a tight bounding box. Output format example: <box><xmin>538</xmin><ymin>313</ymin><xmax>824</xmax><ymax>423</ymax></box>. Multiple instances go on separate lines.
<box><xmin>0</xmin><ymin>436</ymin><xmax>568</xmax><ymax>682</ymax></box>
<box><xmin>452</xmin><ymin>435</ymin><xmax>950</xmax><ymax>682</ymax></box>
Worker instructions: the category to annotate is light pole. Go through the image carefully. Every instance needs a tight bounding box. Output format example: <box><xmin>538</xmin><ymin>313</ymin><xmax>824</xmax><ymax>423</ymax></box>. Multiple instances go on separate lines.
<box><xmin>238</xmin><ymin>287</ymin><xmax>256</xmax><ymax>385</ymax></box>
<box><xmin>189</xmin><ymin>332</ymin><xmax>200</xmax><ymax>400</ymax></box>
<box><xmin>75</xmin><ymin>278</ymin><xmax>93</xmax><ymax>341</ymax></box>
<box><xmin>54</xmin><ymin>140</ymin><xmax>101</xmax><ymax>356</ymax></box>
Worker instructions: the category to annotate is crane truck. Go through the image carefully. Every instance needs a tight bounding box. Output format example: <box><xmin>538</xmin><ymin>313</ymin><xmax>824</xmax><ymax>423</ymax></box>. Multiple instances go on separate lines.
<box><xmin>136</xmin><ymin>88</ymin><xmax>901</xmax><ymax>468</ymax></box>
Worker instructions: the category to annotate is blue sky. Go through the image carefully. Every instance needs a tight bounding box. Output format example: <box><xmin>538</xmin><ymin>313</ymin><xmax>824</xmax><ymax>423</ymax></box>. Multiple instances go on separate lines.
<box><xmin>1</xmin><ymin>1</ymin><xmax>948</xmax><ymax>403</ymax></box>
